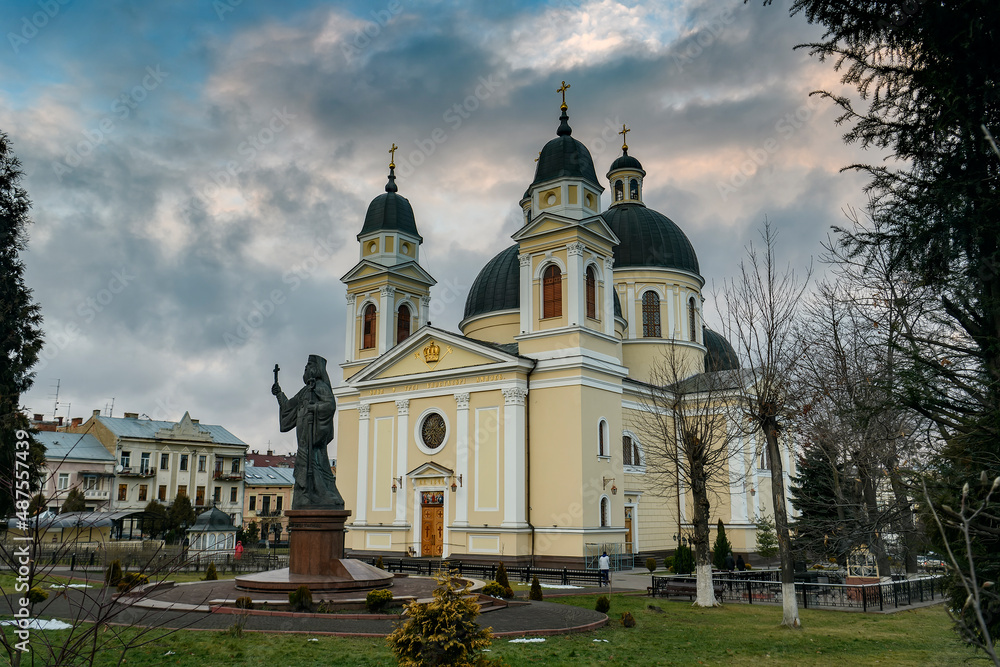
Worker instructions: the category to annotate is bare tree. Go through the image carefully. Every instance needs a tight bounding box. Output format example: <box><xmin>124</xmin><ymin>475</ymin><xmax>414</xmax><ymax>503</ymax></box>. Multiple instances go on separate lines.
<box><xmin>630</xmin><ymin>343</ymin><xmax>746</xmax><ymax>607</ymax></box>
<box><xmin>721</xmin><ymin>221</ymin><xmax>810</xmax><ymax>628</ymax></box>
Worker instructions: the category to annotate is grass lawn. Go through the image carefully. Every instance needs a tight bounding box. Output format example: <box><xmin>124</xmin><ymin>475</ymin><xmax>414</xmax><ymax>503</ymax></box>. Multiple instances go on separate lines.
<box><xmin>5</xmin><ymin>592</ymin><xmax>988</xmax><ymax>666</ymax></box>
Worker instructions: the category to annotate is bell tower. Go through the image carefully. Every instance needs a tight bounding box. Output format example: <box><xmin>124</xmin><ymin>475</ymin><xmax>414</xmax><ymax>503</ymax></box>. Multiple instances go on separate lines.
<box><xmin>340</xmin><ymin>146</ymin><xmax>436</xmax><ymax>379</ymax></box>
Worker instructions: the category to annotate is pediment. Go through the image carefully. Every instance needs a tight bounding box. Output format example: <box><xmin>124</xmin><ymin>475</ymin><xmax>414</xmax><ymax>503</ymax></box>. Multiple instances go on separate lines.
<box><xmin>349</xmin><ymin>327</ymin><xmax>521</xmax><ymax>384</ymax></box>
<box><xmin>512</xmin><ymin>211</ymin><xmax>618</xmax><ymax>246</ymax></box>
<box><xmin>407</xmin><ymin>461</ymin><xmax>454</xmax><ymax>478</ymax></box>
<box><xmin>155</xmin><ymin>412</ymin><xmax>213</xmax><ymax>442</ymax></box>
<box><xmin>340</xmin><ymin>260</ymin><xmax>436</xmax><ymax>286</ymax></box>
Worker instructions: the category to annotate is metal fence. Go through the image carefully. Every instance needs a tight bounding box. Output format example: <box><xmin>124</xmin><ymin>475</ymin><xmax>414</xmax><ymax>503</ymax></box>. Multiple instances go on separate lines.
<box><xmin>3</xmin><ymin>544</ymin><xmax>287</xmax><ymax>576</ymax></box>
<box><xmin>358</xmin><ymin>557</ymin><xmax>605</xmax><ymax>586</ymax></box>
<box><xmin>651</xmin><ymin>573</ymin><xmax>948</xmax><ymax>612</ymax></box>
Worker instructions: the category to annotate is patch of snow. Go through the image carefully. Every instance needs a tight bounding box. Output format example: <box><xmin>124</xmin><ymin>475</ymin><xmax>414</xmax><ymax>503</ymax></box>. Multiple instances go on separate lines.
<box><xmin>508</xmin><ymin>637</ymin><xmax>546</xmax><ymax>643</ymax></box>
<box><xmin>1</xmin><ymin>618</ymin><xmax>73</xmax><ymax>630</ymax></box>
<box><xmin>540</xmin><ymin>584</ymin><xmax>582</xmax><ymax>589</ymax></box>
<box><xmin>49</xmin><ymin>584</ymin><xmax>92</xmax><ymax>589</ymax></box>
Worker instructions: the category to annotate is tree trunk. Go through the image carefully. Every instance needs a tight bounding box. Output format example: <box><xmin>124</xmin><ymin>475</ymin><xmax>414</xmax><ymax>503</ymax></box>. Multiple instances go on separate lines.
<box><xmin>765</xmin><ymin>419</ymin><xmax>800</xmax><ymax>628</ymax></box>
<box><xmin>857</xmin><ymin>455</ymin><xmax>892</xmax><ymax>578</ymax></box>
<box><xmin>690</xmin><ymin>458</ymin><xmax>718</xmax><ymax>607</ymax></box>
<box><xmin>885</xmin><ymin>452</ymin><xmax>919</xmax><ymax>574</ymax></box>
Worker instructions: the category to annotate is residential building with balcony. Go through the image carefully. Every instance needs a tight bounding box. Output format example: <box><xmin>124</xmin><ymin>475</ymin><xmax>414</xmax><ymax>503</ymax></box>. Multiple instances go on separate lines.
<box><xmin>242</xmin><ymin>465</ymin><xmax>294</xmax><ymax>542</ymax></box>
<box><xmin>34</xmin><ymin>431</ymin><xmax>115</xmax><ymax>513</ymax></box>
<box><xmin>71</xmin><ymin>410</ymin><xmax>248</xmax><ymax>525</ymax></box>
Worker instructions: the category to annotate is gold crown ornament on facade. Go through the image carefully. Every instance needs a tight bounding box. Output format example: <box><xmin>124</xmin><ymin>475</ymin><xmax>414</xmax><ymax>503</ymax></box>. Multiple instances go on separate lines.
<box><xmin>423</xmin><ymin>340</ymin><xmax>440</xmax><ymax>363</ymax></box>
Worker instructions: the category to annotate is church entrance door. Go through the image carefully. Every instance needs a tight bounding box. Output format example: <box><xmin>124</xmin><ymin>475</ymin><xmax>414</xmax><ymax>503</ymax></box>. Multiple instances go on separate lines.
<box><xmin>421</xmin><ymin>491</ymin><xmax>444</xmax><ymax>557</ymax></box>
<box><xmin>624</xmin><ymin>506</ymin><xmax>634</xmax><ymax>553</ymax></box>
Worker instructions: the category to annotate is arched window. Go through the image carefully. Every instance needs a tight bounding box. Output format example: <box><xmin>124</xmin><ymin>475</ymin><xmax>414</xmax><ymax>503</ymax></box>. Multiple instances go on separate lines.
<box><xmin>598</xmin><ymin>419</ymin><xmax>608</xmax><ymax>456</ymax></box>
<box><xmin>543</xmin><ymin>265</ymin><xmax>562</xmax><ymax>318</ymax></box>
<box><xmin>585</xmin><ymin>266</ymin><xmax>597</xmax><ymax>319</ymax></box>
<box><xmin>688</xmin><ymin>297</ymin><xmax>697</xmax><ymax>342</ymax></box>
<box><xmin>600</xmin><ymin>497</ymin><xmax>610</xmax><ymax>527</ymax></box>
<box><xmin>629</xmin><ymin>178</ymin><xmax>639</xmax><ymax>200</ymax></box>
<box><xmin>397</xmin><ymin>304</ymin><xmax>411</xmax><ymax>344</ymax></box>
<box><xmin>614</xmin><ymin>180</ymin><xmax>624</xmax><ymax>201</ymax></box>
<box><xmin>623</xmin><ymin>435</ymin><xmax>641</xmax><ymax>467</ymax></box>
<box><xmin>362</xmin><ymin>303</ymin><xmax>377</xmax><ymax>349</ymax></box>
<box><xmin>641</xmin><ymin>292</ymin><xmax>661</xmax><ymax>337</ymax></box>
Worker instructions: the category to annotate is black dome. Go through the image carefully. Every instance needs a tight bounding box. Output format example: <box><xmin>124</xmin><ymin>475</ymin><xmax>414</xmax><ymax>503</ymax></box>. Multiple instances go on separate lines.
<box><xmin>464</xmin><ymin>244</ymin><xmax>624</xmax><ymax>321</ymax></box>
<box><xmin>357</xmin><ymin>169</ymin><xmax>422</xmax><ymax>241</ymax></box>
<box><xmin>703</xmin><ymin>327</ymin><xmax>740</xmax><ymax>371</ymax></box>
<box><xmin>529</xmin><ymin>109</ymin><xmax>601</xmax><ymax>191</ymax></box>
<box><xmin>602</xmin><ymin>204</ymin><xmax>700</xmax><ymax>275</ymax></box>
<box><xmin>608</xmin><ymin>151</ymin><xmax>644</xmax><ymax>175</ymax></box>
<box><xmin>190</xmin><ymin>507</ymin><xmax>235</xmax><ymax>531</ymax></box>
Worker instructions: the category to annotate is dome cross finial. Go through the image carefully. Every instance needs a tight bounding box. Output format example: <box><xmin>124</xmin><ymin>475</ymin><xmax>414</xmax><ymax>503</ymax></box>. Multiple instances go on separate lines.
<box><xmin>388</xmin><ymin>142</ymin><xmax>398</xmax><ymax>169</ymax></box>
<box><xmin>619</xmin><ymin>124</ymin><xmax>630</xmax><ymax>152</ymax></box>
<box><xmin>557</xmin><ymin>80</ymin><xmax>571</xmax><ymax>111</ymax></box>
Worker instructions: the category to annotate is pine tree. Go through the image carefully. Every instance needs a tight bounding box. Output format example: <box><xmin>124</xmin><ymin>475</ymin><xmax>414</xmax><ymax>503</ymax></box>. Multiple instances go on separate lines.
<box><xmin>0</xmin><ymin>130</ymin><xmax>45</xmax><ymax>519</ymax></box>
<box><xmin>60</xmin><ymin>487</ymin><xmax>86</xmax><ymax>513</ymax></box>
<box><xmin>712</xmin><ymin>519</ymin><xmax>732</xmax><ymax>570</ymax></box>
<box><xmin>790</xmin><ymin>443</ymin><xmax>850</xmax><ymax>563</ymax></box>
<box><xmin>168</xmin><ymin>492</ymin><xmax>196</xmax><ymax>537</ymax></box>
<box><xmin>755</xmin><ymin>516</ymin><xmax>779</xmax><ymax>560</ymax></box>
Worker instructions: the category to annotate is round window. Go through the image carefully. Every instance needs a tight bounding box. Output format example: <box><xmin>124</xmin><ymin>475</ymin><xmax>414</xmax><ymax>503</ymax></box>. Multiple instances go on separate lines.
<box><xmin>420</xmin><ymin>412</ymin><xmax>447</xmax><ymax>450</ymax></box>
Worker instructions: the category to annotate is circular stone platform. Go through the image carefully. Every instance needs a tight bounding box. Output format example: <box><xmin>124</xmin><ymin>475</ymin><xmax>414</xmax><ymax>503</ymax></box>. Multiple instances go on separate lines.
<box><xmin>235</xmin><ymin>559</ymin><xmax>393</xmax><ymax>593</ymax></box>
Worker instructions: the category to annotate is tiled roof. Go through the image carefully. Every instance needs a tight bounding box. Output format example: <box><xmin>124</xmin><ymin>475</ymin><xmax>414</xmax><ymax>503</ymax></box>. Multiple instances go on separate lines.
<box><xmin>34</xmin><ymin>431</ymin><xmax>114</xmax><ymax>462</ymax></box>
<box><xmin>244</xmin><ymin>465</ymin><xmax>295</xmax><ymax>486</ymax></box>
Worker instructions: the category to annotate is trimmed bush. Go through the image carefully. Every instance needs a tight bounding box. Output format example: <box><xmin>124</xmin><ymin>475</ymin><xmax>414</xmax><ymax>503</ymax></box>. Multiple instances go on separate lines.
<box><xmin>621</xmin><ymin>611</ymin><xmax>636</xmax><ymax>628</ymax></box>
<box><xmin>481</xmin><ymin>581</ymin><xmax>506</xmax><ymax>598</ymax></box>
<box><xmin>289</xmin><ymin>585</ymin><xmax>313</xmax><ymax>612</ymax></box>
<box><xmin>375</xmin><ymin>555</ymin><xmax>385</xmax><ymax>570</ymax></box>
<box><xmin>204</xmin><ymin>562</ymin><xmax>218</xmax><ymax>581</ymax></box>
<box><xmin>104</xmin><ymin>560</ymin><xmax>123</xmax><ymax>587</ymax></box>
<box><xmin>663</xmin><ymin>556</ymin><xmax>674</xmax><ymax>571</ymax></box>
<box><xmin>116</xmin><ymin>572</ymin><xmax>149</xmax><ymax>593</ymax></box>
<box><xmin>495</xmin><ymin>561</ymin><xmax>512</xmax><ymax>598</ymax></box>
<box><xmin>674</xmin><ymin>544</ymin><xmax>695</xmax><ymax>575</ymax></box>
<box><xmin>645</xmin><ymin>557</ymin><xmax>657</xmax><ymax>573</ymax></box>
<box><xmin>27</xmin><ymin>586</ymin><xmax>48</xmax><ymax>605</ymax></box>
<box><xmin>234</xmin><ymin>596</ymin><xmax>254</xmax><ymax>610</ymax></box>
<box><xmin>366</xmin><ymin>588</ymin><xmax>393</xmax><ymax>613</ymax></box>
<box><xmin>595</xmin><ymin>595</ymin><xmax>611</xmax><ymax>613</ymax></box>
<box><xmin>528</xmin><ymin>576</ymin><xmax>543</xmax><ymax>601</ymax></box>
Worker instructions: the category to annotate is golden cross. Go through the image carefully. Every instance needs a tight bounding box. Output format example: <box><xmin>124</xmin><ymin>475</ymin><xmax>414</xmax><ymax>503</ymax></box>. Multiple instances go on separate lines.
<box><xmin>557</xmin><ymin>80</ymin><xmax>570</xmax><ymax>109</ymax></box>
<box><xmin>389</xmin><ymin>143</ymin><xmax>398</xmax><ymax>169</ymax></box>
<box><xmin>619</xmin><ymin>124</ymin><xmax>630</xmax><ymax>151</ymax></box>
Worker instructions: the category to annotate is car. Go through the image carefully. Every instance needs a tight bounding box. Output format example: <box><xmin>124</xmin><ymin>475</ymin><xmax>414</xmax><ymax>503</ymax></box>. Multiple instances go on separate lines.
<box><xmin>917</xmin><ymin>554</ymin><xmax>947</xmax><ymax>570</ymax></box>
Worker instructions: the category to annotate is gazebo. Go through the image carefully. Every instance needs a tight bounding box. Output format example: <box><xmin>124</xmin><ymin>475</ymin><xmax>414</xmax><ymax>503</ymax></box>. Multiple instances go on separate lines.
<box><xmin>187</xmin><ymin>507</ymin><xmax>237</xmax><ymax>553</ymax></box>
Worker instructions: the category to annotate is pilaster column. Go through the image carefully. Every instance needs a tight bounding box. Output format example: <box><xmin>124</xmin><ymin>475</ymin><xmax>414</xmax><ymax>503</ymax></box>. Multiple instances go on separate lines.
<box><xmin>394</xmin><ymin>400</ymin><xmax>409</xmax><ymax>525</ymax></box>
<box><xmin>419</xmin><ymin>295</ymin><xmax>431</xmax><ymax>328</ymax></box>
<box><xmin>603</xmin><ymin>257</ymin><xmax>615</xmax><ymax>336</ymax></box>
<box><xmin>345</xmin><ymin>294</ymin><xmax>357</xmax><ymax>362</ymax></box>
<box><xmin>379</xmin><ymin>286</ymin><xmax>395</xmax><ymax>354</ymax></box>
<box><xmin>453</xmin><ymin>392</ymin><xmax>470</xmax><ymax>527</ymax></box>
<box><xmin>501</xmin><ymin>386</ymin><xmax>528</xmax><ymax>527</ymax></box>
<box><xmin>626</xmin><ymin>282</ymin><xmax>637</xmax><ymax>340</ymax></box>
<box><xmin>355</xmin><ymin>403</ymin><xmax>371</xmax><ymax>525</ymax></box>
<box><xmin>730</xmin><ymin>427</ymin><xmax>748</xmax><ymax>522</ymax></box>
<box><xmin>567</xmin><ymin>242</ymin><xmax>584</xmax><ymax>326</ymax></box>
<box><xmin>518</xmin><ymin>253</ymin><xmax>532</xmax><ymax>334</ymax></box>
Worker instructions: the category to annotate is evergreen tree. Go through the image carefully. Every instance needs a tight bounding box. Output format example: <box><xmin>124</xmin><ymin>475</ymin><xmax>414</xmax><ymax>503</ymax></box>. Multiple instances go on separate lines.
<box><xmin>60</xmin><ymin>487</ymin><xmax>86</xmax><ymax>513</ymax></box>
<box><xmin>712</xmin><ymin>519</ymin><xmax>732</xmax><ymax>570</ymax></box>
<box><xmin>0</xmin><ymin>130</ymin><xmax>45</xmax><ymax>519</ymax></box>
<box><xmin>143</xmin><ymin>500</ymin><xmax>169</xmax><ymax>538</ymax></box>
<box><xmin>790</xmin><ymin>442</ymin><xmax>850</xmax><ymax>563</ymax></box>
<box><xmin>755</xmin><ymin>516</ymin><xmax>779</xmax><ymax>560</ymax></box>
<box><xmin>673</xmin><ymin>544</ymin><xmax>695</xmax><ymax>575</ymax></box>
<box><xmin>168</xmin><ymin>492</ymin><xmax>196</xmax><ymax>536</ymax></box>
<box><xmin>245</xmin><ymin>520</ymin><xmax>259</xmax><ymax>544</ymax></box>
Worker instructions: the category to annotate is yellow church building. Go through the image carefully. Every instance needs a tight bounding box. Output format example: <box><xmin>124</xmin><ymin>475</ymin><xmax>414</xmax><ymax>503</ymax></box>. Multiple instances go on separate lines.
<box><xmin>334</xmin><ymin>90</ymin><xmax>793</xmax><ymax>566</ymax></box>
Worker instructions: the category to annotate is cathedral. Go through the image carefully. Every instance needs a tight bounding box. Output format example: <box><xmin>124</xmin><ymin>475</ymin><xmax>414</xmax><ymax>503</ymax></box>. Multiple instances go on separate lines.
<box><xmin>333</xmin><ymin>87</ymin><xmax>793</xmax><ymax>566</ymax></box>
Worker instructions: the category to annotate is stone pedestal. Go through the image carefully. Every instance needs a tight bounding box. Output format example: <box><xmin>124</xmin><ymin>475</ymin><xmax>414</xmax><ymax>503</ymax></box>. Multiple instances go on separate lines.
<box><xmin>235</xmin><ymin>508</ymin><xmax>393</xmax><ymax>593</ymax></box>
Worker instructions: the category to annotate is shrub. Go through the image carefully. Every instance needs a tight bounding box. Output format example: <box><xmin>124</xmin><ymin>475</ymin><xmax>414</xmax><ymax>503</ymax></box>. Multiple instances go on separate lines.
<box><xmin>713</xmin><ymin>519</ymin><xmax>733</xmax><ymax>570</ymax></box>
<box><xmin>663</xmin><ymin>556</ymin><xmax>674</xmax><ymax>571</ymax></box>
<box><xmin>745</xmin><ymin>563</ymin><xmax>753</xmax><ymax>570</ymax></box>
<box><xmin>386</xmin><ymin>569</ymin><xmax>492</xmax><ymax>666</ymax></box>
<box><xmin>595</xmin><ymin>595</ymin><xmax>611</xmax><ymax>613</ymax></box>
<box><xmin>375</xmin><ymin>555</ymin><xmax>385</xmax><ymax>570</ymax></box>
<box><xmin>116</xmin><ymin>572</ymin><xmax>149</xmax><ymax>593</ymax></box>
<box><xmin>27</xmin><ymin>586</ymin><xmax>48</xmax><ymax>605</ymax></box>
<box><xmin>289</xmin><ymin>585</ymin><xmax>313</xmax><ymax>612</ymax></box>
<box><xmin>366</xmin><ymin>588</ymin><xmax>393</xmax><ymax>613</ymax></box>
<box><xmin>234</xmin><ymin>596</ymin><xmax>254</xmax><ymax>610</ymax></box>
<box><xmin>673</xmin><ymin>544</ymin><xmax>695</xmax><ymax>575</ymax></box>
<box><xmin>645</xmin><ymin>557</ymin><xmax>657</xmax><ymax>573</ymax></box>
<box><xmin>204</xmin><ymin>562</ymin><xmax>218</xmax><ymax>581</ymax></box>
<box><xmin>481</xmin><ymin>581</ymin><xmax>506</xmax><ymax>598</ymax></box>
<box><xmin>495</xmin><ymin>561</ymin><xmax>511</xmax><ymax>590</ymax></box>
<box><xmin>621</xmin><ymin>611</ymin><xmax>636</xmax><ymax>628</ymax></box>
<box><xmin>104</xmin><ymin>560</ymin><xmax>123</xmax><ymax>587</ymax></box>
<box><xmin>528</xmin><ymin>576</ymin><xmax>543</xmax><ymax>601</ymax></box>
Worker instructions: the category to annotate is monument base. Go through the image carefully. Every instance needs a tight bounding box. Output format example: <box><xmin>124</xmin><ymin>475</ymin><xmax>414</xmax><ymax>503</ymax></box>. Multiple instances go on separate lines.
<box><xmin>235</xmin><ymin>508</ymin><xmax>393</xmax><ymax>593</ymax></box>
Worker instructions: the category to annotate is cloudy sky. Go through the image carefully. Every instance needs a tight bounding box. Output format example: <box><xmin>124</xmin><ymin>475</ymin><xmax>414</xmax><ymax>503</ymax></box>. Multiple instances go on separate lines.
<box><xmin>4</xmin><ymin>0</ymin><xmax>878</xmax><ymax>455</ymax></box>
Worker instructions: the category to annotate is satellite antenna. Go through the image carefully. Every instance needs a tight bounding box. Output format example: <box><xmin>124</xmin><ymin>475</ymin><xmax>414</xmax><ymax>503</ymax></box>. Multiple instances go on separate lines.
<box><xmin>50</xmin><ymin>379</ymin><xmax>61</xmax><ymax>419</ymax></box>
<box><xmin>115</xmin><ymin>464</ymin><xmax>124</xmax><ymax>474</ymax></box>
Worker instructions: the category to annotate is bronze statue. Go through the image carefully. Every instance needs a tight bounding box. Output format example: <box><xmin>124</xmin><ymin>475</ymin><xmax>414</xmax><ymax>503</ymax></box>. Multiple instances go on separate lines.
<box><xmin>271</xmin><ymin>355</ymin><xmax>345</xmax><ymax>510</ymax></box>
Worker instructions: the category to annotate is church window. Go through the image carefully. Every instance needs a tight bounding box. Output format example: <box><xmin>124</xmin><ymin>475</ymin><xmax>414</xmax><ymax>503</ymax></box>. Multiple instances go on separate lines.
<box><xmin>420</xmin><ymin>412</ymin><xmax>447</xmax><ymax>451</ymax></box>
<box><xmin>614</xmin><ymin>180</ymin><xmax>624</xmax><ymax>202</ymax></box>
<box><xmin>688</xmin><ymin>297</ymin><xmax>697</xmax><ymax>342</ymax></box>
<box><xmin>542</xmin><ymin>265</ymin><xmax>562</xmax><ymax>318</ymax></box>
<box><xmin>623</xmin><ymin>435</ymin><xmax>642</xmax><ymax>467</ymax></box>
<box><xmin>600</xmin><ymin>497</ymin><xmax>610</xmax><ymax>527</ymax></box>
<box><xmin>585</xmin><ymin>266</ymin><xmax>597</xmax><ymax>319</ymax></box>
<box><xmin>598</xmin><ymin>419</ymin><xmax>609</xmax><ymax>456</ymax></box>
<box><xmin>363</xmin><ymin>304</ymin><xmax>377</xmax><ymax>349</ymax></box>
<box><xmin>397</xmin><ymin>304</ymin><xmax>411</xmax><ymax>344</ymax></box>
<box><xmin>759</xmin><ymin>446</ymin><xmax>772</xmax><ymax>471</ymax></box>
<box><xmin>630</xmin><ymin>178</ymin><xmax>639</xmax><ymax>200</ymax></box>
<box><xmin>642</xmin><ymin>292</ymin><xmax>661</xmax><ymax>337</ymax></box>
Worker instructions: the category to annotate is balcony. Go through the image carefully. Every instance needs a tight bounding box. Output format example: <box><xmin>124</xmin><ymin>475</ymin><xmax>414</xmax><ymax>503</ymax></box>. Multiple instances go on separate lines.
<box><xmin>256</xmin><ymin>509</ymin><xmax>283</xmax><ymax>518</ymax></box>
<box><xmin>118</xmin><ymin>467</ymin><xmax>155</xmax><ymax>478</ymax></box>
<box><xmin>213</xmin><ymin>470</ymin><xmax>243</xmax><ymax>481</ymax></box>
<box><xmin>83</xmin><ymin>489</ymin><xmax>109</xmax><ymax>500</ymax></box>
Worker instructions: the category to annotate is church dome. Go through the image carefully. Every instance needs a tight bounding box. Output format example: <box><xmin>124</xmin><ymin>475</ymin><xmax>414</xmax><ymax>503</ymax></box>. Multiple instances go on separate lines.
<box><xmin>703</xmin><ymin>327</ymin><xmax>740</xmax><ymax>372</ymax></box>
<box><xmin>528</xmin><ymin>108</ymin><xmax>601</xmax><ymax>191</ymax></box>
<box><xmin>190</xmin><ymin>506</ymin><xmax>235</xmax><ymax>531</ymax></box>
<box><xmin>463</xmin><ymin>244</ymin><xmax>624</xmax><ymax>321</ymax></box>
<box><xmin>357</xmin><ymin>168</ymin><xmax>422</xmax><ymax>241</ymax></box>
<box><xmin>608</xmin><ymin>151</ymin><xmax>644</xmax><ymax>175</ymax></box>
<box><xmin>602</xmin><ymin>204</ymin><xmax>700</xmax><ymax>275</ymax></box>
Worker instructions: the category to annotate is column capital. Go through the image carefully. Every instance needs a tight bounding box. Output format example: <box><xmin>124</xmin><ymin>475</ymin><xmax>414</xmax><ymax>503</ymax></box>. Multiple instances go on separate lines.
<box><xmin>346</xmin><ymin>293</ymin><xmax>357</xmax><ymax>305</ymax></box>
<box><xmin>604</xmin><ymin>256</ymin><xmax>615</xmax><ymax>271</ymax></box>
<box><xmin>395</xmin><ymin>399</ymin><xmax>410</xmax><ymax>415</ymax></box>
<box><xmin>380</xmin><ymin>286</ymin><xmax>396</xmax><ymax>298</ymax></box>
<box><xmin>518</xmin><ymin>253</ymin><xmax>532</xmax><ymax>267</ymax></box>
<box><xmin>454</xmin><ymin>392</ymin><xmax>470</xmax><ymax>409</ymax></box>
<box><xmin>502</xmin><ymin>387</ymin><xmax>528</xmax><ymax>406</ymax></box>
<box><xmin>567</xmin><ymin>242</ymin><xmax>585</xmax><ymax>257</ymax></box>
<box><xmin>358</xmin><ymin>403</ymin><xmax>371</xmax><ymax>419</ymax></box>
<box><xmin>420</xmin><ymin>295</ymin><xmax>432</xmax><ymax>307</ymax></box>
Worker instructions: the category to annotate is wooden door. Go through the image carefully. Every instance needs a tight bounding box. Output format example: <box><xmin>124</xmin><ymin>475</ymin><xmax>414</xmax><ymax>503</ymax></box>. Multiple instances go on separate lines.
<box><xmin>421</xmin><ymin>506</ymin><xmax>444</xmax><ymax>557</ymax></box>
<box><xmin>624</xmin><ymin>507</ymin><xmax>634</xmax><ymax>553</ymax></box>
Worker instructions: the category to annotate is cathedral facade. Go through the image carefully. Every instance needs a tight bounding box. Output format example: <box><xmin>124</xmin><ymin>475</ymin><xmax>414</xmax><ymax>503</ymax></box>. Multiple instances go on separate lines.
<box><xmin>334</xmin><ymin>94</ymin><xmax>793</xmax><ymax>565</ymax></box>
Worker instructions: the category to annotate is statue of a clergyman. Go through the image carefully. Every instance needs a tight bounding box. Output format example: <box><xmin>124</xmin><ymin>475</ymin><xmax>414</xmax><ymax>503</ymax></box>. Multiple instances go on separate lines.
<box><xmin>271</xmin><ymin>355</ymin><xmax>345</xmax><ymax>510</ymax></box>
